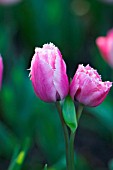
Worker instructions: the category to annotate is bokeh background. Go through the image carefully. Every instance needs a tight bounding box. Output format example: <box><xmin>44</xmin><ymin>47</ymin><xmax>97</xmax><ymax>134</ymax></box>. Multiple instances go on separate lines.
<box><xmin>0</xmin><ymin>0</ymin><xmax>113</xmax><ymax>170</ymax></box>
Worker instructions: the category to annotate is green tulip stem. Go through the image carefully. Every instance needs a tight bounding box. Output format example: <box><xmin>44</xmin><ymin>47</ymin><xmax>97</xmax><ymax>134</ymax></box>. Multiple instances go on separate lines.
<box><xmin>56</xmin><ymin>102</ymin><xmax>70</xmax><ymax>170</ymax></box>
<box><xmin>70</xmin><ymin>131</ymin><xmax>75</xmax><ymax>170</ymax></box>
<box><xmin>56</xmin><ymin>102</ymin><xmax>84</xmax><ymax>170</ymax></box>
<box><xmin>69</xmin><ymin>103</ymin><xmax>84</xmax><ymax>170</ymax></box>
<box><xmin>76</xmin><ymin>103</ymin><xmax>84</xmax><ymax>123</ymax></box>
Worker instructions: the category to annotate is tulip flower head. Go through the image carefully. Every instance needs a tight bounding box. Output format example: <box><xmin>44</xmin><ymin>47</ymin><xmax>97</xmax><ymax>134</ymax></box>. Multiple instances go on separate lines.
<box><xmin>96</xmin><ymin>29</ymin><xmax>113</xmax><ymax>68</ymax></box>
<box><xmin>29</xmin><ymin>43</ymin><xmax>69</xmax><ymax>102</ymax></box>
<box><xmin>70</xmin><ymin>64</ymin><xmax>112</xmax><ymax>107</ymax></box>
<box><xmin>0</xmin><ymin>56</ymin><xmax>3</xmax><ymax>89</ymax></box>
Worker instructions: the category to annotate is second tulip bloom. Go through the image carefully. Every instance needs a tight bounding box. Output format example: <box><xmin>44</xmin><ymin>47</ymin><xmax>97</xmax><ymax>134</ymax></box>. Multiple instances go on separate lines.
<box><xmin>70</xmin><ymin>64</ymin><xmax>112</xmax><ymax>107</ymax></box>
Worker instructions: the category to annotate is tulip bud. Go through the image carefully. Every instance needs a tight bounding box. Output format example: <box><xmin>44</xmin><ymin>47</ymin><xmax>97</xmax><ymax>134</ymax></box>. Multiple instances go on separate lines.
<box><xmin>70</xmin><ymin>64</ymin><xmax>112</xmax><ymax>107</ymax></box>
<box><xmin>0</xmin><ymin>56</ymin><xmax>3</xmax><ymax>89</ymax></box>
<box><xmin>29</xmin><ymin>43</ymin><xmax>69</xmax><ymax>102</ymax></box>
<box><xmin>96</xmin><ymin>29</ymin><xmax>113</xmax><ymax>68</ymax></box>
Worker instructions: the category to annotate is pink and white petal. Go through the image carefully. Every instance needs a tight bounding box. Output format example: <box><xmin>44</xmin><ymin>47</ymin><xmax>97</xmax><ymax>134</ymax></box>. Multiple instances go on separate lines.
<box><xmin>89</xmin><ymin>81</ymin><xmax>112</xmax><ymax>106</ymax></box>
<box><xmin>56</xmin><ymin>47</ymin><xmax>63</xmax><ymax>59</ymax></box>
<box><xmin>43</xmin><ymin>43</ymin><xmax>56</xmax><ymax>50</ymax></box>
<box><xmin>53</xmin><ymin>56</ymin><xmax>69</xmax><ymax>100</ymax></box>
<box><xmin>86</xmin><ymin>83</ymin><xmax>111</xmax><ymax>107</ymax></box>
<box><xmin>70</xmin><ymin>70</ymin><xmax>89</xmax><ymax>100</ymax></box>
<box><xmin>70</xmin><ymin>72</ymin><xmax>90</xmax><ymax>99</ymax></box>
<box><xmin>70</xmin><ymin>73</ymin><xmax>80</xmax><ymax>99</ymax></box>
<box><xmin>76</xmin><ymin>77</ymin><xmax>100</xmax><ymax>105</ymax></box>
<box><xmin>48</xmin><ymin>50</ymin><xmax>56</xmax><ymax>69</ymax></box>
<box><xmin>31</xmin><ymin>57</ymin><xmax>56</xmax><ymax>102</ymax></box>
<box><xmin>35</xmin><ymin>48</ymin><xmax>50</xmax><ymax>64</ymax></box>
<box><xmin>87</xmin><ymin>90</ymin><xmax>109</xmax><ymax>107</ymax></box>
<box><xmin>77</xmin><ymin>78</ymin><xmax>112</xmax><ymax>106</ymax></box>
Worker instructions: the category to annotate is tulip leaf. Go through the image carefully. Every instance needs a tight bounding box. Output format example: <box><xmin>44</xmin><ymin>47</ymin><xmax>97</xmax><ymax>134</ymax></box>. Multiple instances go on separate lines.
<box><xmin>8</xmin><ymin>138</ymin><xmax>30</xmax><ymax>170</ymax></box>
<box><xmin>44</xmin><ymin>164</ymin><xmax>47</xmax><ymax>170</ymax></box>
<box><xmin>62</xmin><ymin>95</ymin><xmax>77</xmax><ymax>132</ymax></box>
<box><xmin>109</xmin><ymin>159</ymin><xmax>113</xmax><ymax>170</ymax></box>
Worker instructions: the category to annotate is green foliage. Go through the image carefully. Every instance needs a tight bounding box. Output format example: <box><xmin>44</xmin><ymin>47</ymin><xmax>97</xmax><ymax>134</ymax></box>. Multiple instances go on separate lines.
<box><xmin>8</xmin><ymin>138</ymin><xmax>30</xmax><ymax>170</ymax></box>
<box><xmin>109</xmin><ymin>159</ymin><xmax>113</xmax><ymax>170</ymax></box>
<box><xmin>44</xmin><ymin>164</ymin><xmax>47</xmax><ymax>170</ymax></box>
<box><xmin>62</xmin><ymin>95</ymin><xmax>77</xmax><ymax>133</ymax></box>
<box><xmin>0</xmin><ymin>0</ymin><xmax>113</xmax><ymax>170</ymax></box>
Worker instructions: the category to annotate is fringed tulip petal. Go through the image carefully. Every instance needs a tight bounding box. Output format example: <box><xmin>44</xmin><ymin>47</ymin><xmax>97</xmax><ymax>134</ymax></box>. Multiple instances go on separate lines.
<box><xmin>70</xmin><ymin>64</ymin><xmax>112</xmax><ymax>107</ymax></box>
<box><xmin>30</xmin><ymin>43</ymin><xmax>69</xmax><ymax>102</ymax></box>
<box><xmin>53</xmin><ymin>54</ymin><xmax>69</xmax><ymax>100</ymax></box>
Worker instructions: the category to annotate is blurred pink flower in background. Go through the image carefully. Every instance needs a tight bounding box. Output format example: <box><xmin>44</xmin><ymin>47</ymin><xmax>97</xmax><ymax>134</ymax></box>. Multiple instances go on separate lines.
<box><xmin>30</xmin><ymin>43</ymin><xmax>69</xmax><ymax>102</ymax></box>
<box><xmin>96</xmin><ymin>29</ymin><xmax>113</xmax><ymax>68</ymax></box>
<box><xmin>0</xmin><ymin>0</ymin><xmax>21</xmax><ymax>5</ymax></box>
<box><xmin>0</xmin><ymin>56</ymin><xmax>3</xmax><ymax>89</ymax></box>
<box><xmin>98</xmin><ymin>0</ymin><xmax>113</xmax><ymax>4</ymax></box>
<box><xmin>70</xmin><ymin>64</ymin><xmax>112</xmax><ymax>107</ymax></box>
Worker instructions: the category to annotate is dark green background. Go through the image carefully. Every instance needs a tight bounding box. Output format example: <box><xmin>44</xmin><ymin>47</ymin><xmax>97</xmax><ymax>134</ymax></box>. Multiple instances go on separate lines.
<box><xmin>0</xmin><ymin>0</ymin><xmax>113</xmax><ymax>169</ymax></box>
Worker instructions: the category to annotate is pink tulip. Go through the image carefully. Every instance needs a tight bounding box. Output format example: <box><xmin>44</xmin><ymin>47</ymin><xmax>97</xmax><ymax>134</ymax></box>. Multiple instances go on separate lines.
<box><xmin>96</xmin><ymin>29</ymin><xmax>113</xmax><ymax>68</ymax></box>
<box><xmin>0</xmin><ymin>56</ymin><xmax>3</xmax><ymax>89</ymax></box>
<box><xmin>0</xmin><ymin>0</ymin><xmax>21</xmax><ymax>5</ymax></box>
<box><xmin>70</xmin><ymin>64</ymin><xmax>112</xmax><ymax>107</ymax></box>
<box><xmin>29</xmin><ymin>43</ymin><xmax>69</xmax><ymax>102</ymax></box>
<box><xmin>99</xmin><ymin>0</ymin><xmax>113</xmax><ymax>4</ymax></box>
